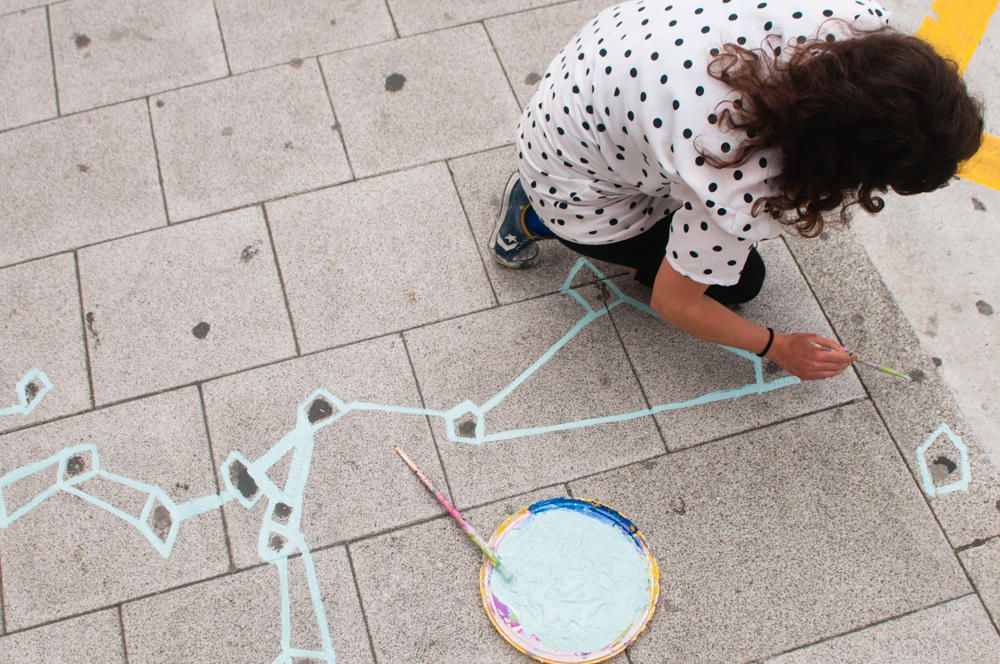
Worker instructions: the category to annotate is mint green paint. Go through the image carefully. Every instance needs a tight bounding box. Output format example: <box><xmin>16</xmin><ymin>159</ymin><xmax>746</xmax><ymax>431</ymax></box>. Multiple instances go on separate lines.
<box><xmin>490</xmin><ymin>508</ymin><xmax>652</xmax><ymax>653</ymax></box>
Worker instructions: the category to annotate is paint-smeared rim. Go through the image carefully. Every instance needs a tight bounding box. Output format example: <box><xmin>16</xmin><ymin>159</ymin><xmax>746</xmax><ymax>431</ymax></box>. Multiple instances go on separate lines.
<box><xmin>480</xmin><ymin>497</ymin><xmax>660</xmax><ymax>664</ymax></box>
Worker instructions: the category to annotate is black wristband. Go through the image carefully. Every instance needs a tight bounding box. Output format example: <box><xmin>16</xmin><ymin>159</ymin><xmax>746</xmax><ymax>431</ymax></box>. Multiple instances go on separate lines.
<box><xmin>757</xmin><ymin>327</ymin><xmax>775</xmax><ymax>358</ymax></box>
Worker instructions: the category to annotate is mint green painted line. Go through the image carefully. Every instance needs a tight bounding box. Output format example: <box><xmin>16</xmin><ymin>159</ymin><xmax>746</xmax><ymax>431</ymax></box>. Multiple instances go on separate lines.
<box><xmin>915</xmin><ymin>422</ymin><xmax>971</xmax><ymax>497</ymax></box>
<box><xmin>0</xmin><ymin>368</ymin><xmax>53</xmax><ymax>416</ymax></box>
<box><xmin>0</xmin><ymin>259</ymin><xmax>804</xmax><ymax>663</ymax></box>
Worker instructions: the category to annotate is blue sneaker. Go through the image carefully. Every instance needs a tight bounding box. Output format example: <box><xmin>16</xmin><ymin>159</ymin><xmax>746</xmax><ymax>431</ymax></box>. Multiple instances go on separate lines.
<box><xmin>489</xmin><ymin>173</ymin><xmax>540</xmax><ymax>269</ymax></box>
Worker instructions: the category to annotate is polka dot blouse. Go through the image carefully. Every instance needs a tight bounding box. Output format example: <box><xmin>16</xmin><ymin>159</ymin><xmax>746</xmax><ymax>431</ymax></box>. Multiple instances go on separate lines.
<box><xmin>515</xmin><ymin>0</ymin><xmax>891</xmax><ymax>285</ymax></box>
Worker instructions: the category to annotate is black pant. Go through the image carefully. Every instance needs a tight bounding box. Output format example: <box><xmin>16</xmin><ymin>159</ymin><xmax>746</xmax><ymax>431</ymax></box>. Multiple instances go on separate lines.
<box><xmin>553</xmin><ymin>212</ymin><xmax>765</xmax><ymax>305</ymax></box>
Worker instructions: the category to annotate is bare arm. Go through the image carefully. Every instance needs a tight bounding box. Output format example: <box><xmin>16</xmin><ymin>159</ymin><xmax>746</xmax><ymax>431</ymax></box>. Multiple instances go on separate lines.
<box><xmin>649</xmin><ymin>257</ymin><xmax>854</xmax><ymax>381</ymax></box>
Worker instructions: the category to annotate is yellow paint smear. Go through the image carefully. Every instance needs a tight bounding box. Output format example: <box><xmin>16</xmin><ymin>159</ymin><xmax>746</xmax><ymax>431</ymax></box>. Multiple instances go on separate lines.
<box><xmin>917</xmin><ymin>0</ymin><xmax>1000</xmax><ymax>191</ymax></box>
<box><xmin>959</xmin><ymin>134</ymin><xmax>1000</xmax><ymax>189</ymax></box>
<box><xmin>916</xmin><ymin>0</ymin><xmax>998</xmax><ymax>73</ymax></box>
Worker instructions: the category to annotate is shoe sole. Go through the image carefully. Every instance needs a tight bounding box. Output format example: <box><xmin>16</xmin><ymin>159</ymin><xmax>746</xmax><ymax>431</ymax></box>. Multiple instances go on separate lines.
<box><xmin>489</xmin><ymin>172</ymin><xmax>537</xmax><ymax>269</ymax></box>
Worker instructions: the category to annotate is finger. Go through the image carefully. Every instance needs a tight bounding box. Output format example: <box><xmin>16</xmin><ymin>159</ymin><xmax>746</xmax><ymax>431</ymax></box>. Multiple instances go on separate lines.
<box><xmin>808</xmin><ymin>344</ymin><xmax>853</xmax><ymax>364</ymax></box>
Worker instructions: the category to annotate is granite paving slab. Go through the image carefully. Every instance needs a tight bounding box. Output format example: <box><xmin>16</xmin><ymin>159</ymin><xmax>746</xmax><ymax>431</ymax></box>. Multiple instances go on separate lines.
<box><xmin>77</xmin><ymin>207</ymin><xmax>295</xmax><ymax>405</ymax></box>
<box><xmin>0</xmin><ymin>7</ymin><xmax>56</xmax><ymax>131</ymax></box>
<box><xmin>201</xmin><ymin>335</ymin><xmax>449</xmax><ymax>568</ymax></box>
<box><xmin>959</xmin><ymin>537</ymin><xmax>1000</xmax><ymax>630</ymax></box>
<box><xmin>766</xmin><ymin>595</ymin><xmax>999</xmax><ymax>663</ymax></box>
<box><xmin>0</xmin><ymin>609</ymin><xmax>125</xmax><ymax>663</ymax></box>
<box><xmin>0</xmin><ymin>388</ymin><xmax>229</xmax><ymax>630</ymax></box>
<box><xmin>48</xmin><ymin>0</ymin><xmax>227</xmax><ymax>113</ymax></box>
<box><xmin>150</xmin><ymin>59</ymin><xmax>352</xmax><ymax>221</ymax></box>
<box><xmin>0</xmin><ymin>1</ymin><xmax>51</xmax><ymax>15</ymax></box>
<box><xmin>786</xmin><ymin>228</ymin><xmax>1000</xmax><ymax>546</ymax></box>
<box><xmin>485</xmin><ymin>0</ymin><xmax>611</xmax><ymax>107</ymax></box>
<box><xmin>571</xmin><ymin>402</ymin><xmax>971</xmax><ymax>663</ymax></box>
<box><xmin>387</xmin><ymin>0</ymin><xmax>567</xmax><ymax>36</ymax></box>
<box><xmin>350</xmin><ymin>487</ymin><xmax>602</xmax><ymax>664</ymax></box>
<box><xmin>266</xmin><ymin>163</ymin><xmax>495</xmax><ymax>352</ymax></box>
<box><xmin>404</xmin><ymin>285</ymin><xmax>665</xmax><ymax>507</ymax></box>
<box><xmin>448</xmin><ymin>145</ymin><xmax>627</xmax><ymax>305</ymax></box>
<box><xmin>320</xmin><ymin>23</ymin><xmax>521</xmax><ymax>176</ymax></box>
<box><xmin>214</xmin><ymin>0</ymin><xmax>395</xmax><ymax>73</ymax></box>
<box><xmin>0</xmin><ymin>254</ymin><xmax>91</xmax><ymax>434</ymax></box>
<box><xmin>611</xmin><ymin>238</ymin><xmax>865</xmax><ymax>451</ymax></box>
<box><xmin>0</xmin><ymin>100</ymin><xmax>164</xmax><ymax>267</ymax></box>
<box><xmin>122</xmin><ymin>546</ymin><xmax>372</xmax><ymax>664</ymax></box>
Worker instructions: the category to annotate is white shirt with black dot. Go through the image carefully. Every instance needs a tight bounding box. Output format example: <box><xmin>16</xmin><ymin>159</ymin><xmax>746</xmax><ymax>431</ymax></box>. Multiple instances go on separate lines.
<box><xmin>516</xmin><ymin>0</ymin><xmax>890</xmax><ymax>285</ymax></box>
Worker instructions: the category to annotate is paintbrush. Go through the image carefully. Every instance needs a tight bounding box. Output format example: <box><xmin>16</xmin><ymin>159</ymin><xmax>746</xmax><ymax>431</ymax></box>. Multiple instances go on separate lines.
<box><xmin>394</xmin><ymin>446</ymin><xmax>509</xmax><ymax>576</ymax></box>
<box><xmin>811</xmin><ymin>342</ymin><xmax>912</xmax><ymax>382</ymax></box>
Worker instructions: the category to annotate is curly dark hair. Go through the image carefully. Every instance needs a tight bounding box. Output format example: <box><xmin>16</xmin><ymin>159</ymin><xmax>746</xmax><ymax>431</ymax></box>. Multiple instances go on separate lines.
<box><xmin>702</xmin><ymin>24</ymin><xmax>984</xmax><ymax>236</ymax></box>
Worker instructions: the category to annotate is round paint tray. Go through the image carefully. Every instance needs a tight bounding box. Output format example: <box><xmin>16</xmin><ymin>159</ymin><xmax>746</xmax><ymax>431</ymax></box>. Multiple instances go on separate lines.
<box><xmin>480</xmin><ymin>497</ymin><xmax>659</xmax><ymax>663</ymax></box>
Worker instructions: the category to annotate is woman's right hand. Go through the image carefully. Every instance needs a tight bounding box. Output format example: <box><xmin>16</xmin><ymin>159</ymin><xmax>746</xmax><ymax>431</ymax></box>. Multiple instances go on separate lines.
<box><xmin>767</xmin><ymin>332</ymin><xmax>856</xmax><ymax>381</ymax></box>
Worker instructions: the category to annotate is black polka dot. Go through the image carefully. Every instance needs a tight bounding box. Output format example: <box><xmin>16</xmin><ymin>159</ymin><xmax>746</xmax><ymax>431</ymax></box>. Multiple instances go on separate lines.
<box><xmin>744</xmin><ymin>193</ymin><xmax>754</xmax><ymax>203</ymax></box>
<box><xmin>729</xmin><ymin>13</ymin><xmax>738</xmax><ymax>20</ymax></box>
<box><xmin>823</xmin><ymin>9</ymin><xmax>834</xmax><ymax>17</ymax></box>
<box><xmin>683</xmin><ymin>223</ymin><xmax>690</xmax><ymax>232</ymax></box>
<box><xmin>651</xmin><ymin>52</ymin><xmax>660</xmax><ymax>61</ymax></box>
<box><xmin>708</xmin><ymin>182</ymin><xmax>718</xmax><ymax>192</ymax></box>
<box><xmin>684</xmin><ymin>202</ymin><xmax>693</xmax><ymax>210</ymax></box>
<box><xmin>672</xmin><ymin>251</ymin><xmax>679</xmax><ymax>259</ymax></box>
<box><xmin>683</xmin><ymin>128</ymin><xmax>693</xmax><ymax>138</ymax></box>
<box><xmin>609</xmin><ymin>218</ymin><xmax>618</xmax><ymax>225</ymax></box>
<box><xmin>718</xmin><ymin>208</ymin><xmax>727</xmax><ymax>216</ymax></box>
<box><xmin>675</xmin><ymin>37</ymin><xmax>684</xmax><ymax>46</ymax></box>
<box><xmin>703</xmin><ymin>269</ymin><xmax>713</xmax><ymax>275</ymax></box>
<box><xmin>764</xmin><ymin>20</ymin><xmax>773</xmax><ymax>30</ymax></box>
<box><xmin>721</xmin><ymin>142</ymin><xmax>731</xmax><ymax>153</ymax></box>
<box><xmin>713</xmin><ymin>245</ymin><xmax>723</xmax><ymax>252</ymax></box>
<box><xmin>700</xmin><ymin>221</ymin><xmax>709</xmax><ymax>231</ymax></box>
<box><xmin>742</xmin><ymin>223</ymin><xmax>752</xmax><ymax>232</ymax></box>
<box><xmin>695</xmin><ymin>156</ymin><xmax>705</xmax><ymax>166</ymax></box>
<box><xmin>606</xmin><ymin>65</ymin><xmax>613</xmax><ymax>74</ymax></box>
<box><xmin>624</xmin><ymin>48</ymin><xmax>632</xmax><ymax>57</ymax></box>
<box><xmin>653</xmin><ymin>118</ymin><xmax>663</xmax><ymax>128</ymax></box>
<box><xmin>734</xmin><ymin>170</ymin><xmax>743</xmax><ymax>180</ymax></box>
<box><xmin>707</xmin><ymin>113</ymin><xmax>718</xmax><ymax>124</ymax></box>
<box><xmin>706</xmin><ymin>199</ymin><xmax>715</xmax><ymax>208</ymax></box>
<box><xmin>630</xmin><ymin>67</ymin><xmax>638</xmax><ymax>77</ymax></box>
<box><xmin>701</xmin><ymin>26</ymin><xmax>710</xmax><ymax>33</ymax></box>
<box><xmin>695</xmin><ymin>86</ymin><xmax>705</xmax><ymax>96</ymax></box>
<box><xmin>792</xmin><ymin>11</ymin><xmax>803</xmax><ymax>19</ymax></box>
<box><xmin>627</xmin><ymin>110</ymin><xmax>635</xmax><ymax>120</ymax></box>
<box><xmin>660</xmin><ymin>74</ymin><xmax>668</xmax><ymax>84</ymax></box>
<box><xmin>727</xmin><ymin>260</ymin><xmax>737</xmax><ymax>266</ymax></box>
<box><xmin>672</xmin><ymin>99</ymin><xmax>680</xmax><ymax>110</ymax></box>
<box><xmin>759</xmin><ymin>157</ymin><xmax>768</xmax><ymax>168</ymax></box>
<box><xmin>683</xmin><ymin>59</ymin><xmax>693</xmax><ymax>69</ymax></box>
<box><xmin>690</xmin><ymin>250</ymin><xmax>699</xmax><ymax>258</ymax></box>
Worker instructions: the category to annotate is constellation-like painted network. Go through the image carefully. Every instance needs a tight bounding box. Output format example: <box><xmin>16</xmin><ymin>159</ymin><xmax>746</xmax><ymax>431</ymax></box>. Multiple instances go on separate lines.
<box><xmin>1</xmin><ymin>259</ymin><xmax>801</xmax><ymax>662</ymax></box>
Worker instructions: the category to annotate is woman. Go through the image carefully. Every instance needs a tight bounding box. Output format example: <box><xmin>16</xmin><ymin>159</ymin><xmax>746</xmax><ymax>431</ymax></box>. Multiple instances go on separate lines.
<box><xmin>489</xmin><ymin>0</ymin><xmax>983</xmax><ymax>380</ymax></box>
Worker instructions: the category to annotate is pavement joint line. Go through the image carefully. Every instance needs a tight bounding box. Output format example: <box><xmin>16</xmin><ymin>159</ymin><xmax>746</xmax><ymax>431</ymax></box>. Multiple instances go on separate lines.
<box><xmin>143</xmin><ymin>97</ymin><xmax>172</xmax><ymax>226</ymax></box>
<box><xmin>382</xmin><ymin>0</ymin><xmax>400</xmax><ymax>39</ymax></box>
<box><xmin>260</xmin><ymin>204</ymin><xmax>303</xmax><ymax>356</ymax></box>
<box><xmin>344</xmin><ymin>544</ymin><xmax>380</xmax><ymax>663</ymax></box>
<box><xmin>564</xmin><ymin>396</ymin><xmax>871</xmax><ymax>490</ymax></box>
<box><xmin>0</xmin><ymin>143</ymin><xmax>519</xmax><ymax>274</ymax></box>
<box><xmin>782</xmin><ymin>235</ymin><xmax>999</xmax><ymax>615</ymax></box>
<box><xmin>0</xmin><ymin>0</ymin><xmax>578</xmax><ymax>140</ymax></box>
<box><xmin>0</xmin><ymin>276</ymin><xmax>620</xmax><ymax>440</ymax></box>
<box><xmin>0</xmin><ymin>531</ymin><xmax>7</xmax><ymax>634</ymax></box>
<box><xmin>482</xmin><ymin>19</ymin><xmax>525</xmax><ymax>110</ymax></box>
<box><xmin>400</xmin><ymin>332</ymin><xmax>459</xmax><ymax>504</ymax></box>
<box><xmin>955</xmin><ymin>534</ymin><xmax>999</xmax><ymax>553</ymax></box>
<box><xmin>196</xmin><ymin>384</ymin><xmax>238</xmax><ymax>573</ymax></box>
<box><xmin>316</xmin><ymin>58</ymin><xmax>357</xmax><ymax>181</ymax></box>
<box><xmin>72</xmin><ymin>251</ymin><xmax>97</xmax><ymax>409</ymax></box>
<box><xmin>116</xmin><ymin>604</ymin><xmax>130</xmax><ymax>664</ymax></box>
<box><xmin>444</xmin><ymin>159</ymin><xmax>501</xmax><ymax>307</ymax></box>
<box><xmin>759</xmin><ymin>592</ymin><xmax>978</xmax><ymax>661</ymax></box>
<box><xmin>44</xmin><ymin>5</ymin><xmax>60</xmax><ymax>117</ymax></box>
<box><xmin>0</xmin><ymin>1</ymin><xmax>69</xmax><ymax>21</ymax></box>
<box><xmin>210</xmin><ymin>0</ymin><xmax>232</xmax><ymax>77</ymax></box>
<box><xmin>608</xmin><ymin>299</ymin><xmax>672</xmax><ymax>455</ymax></box>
